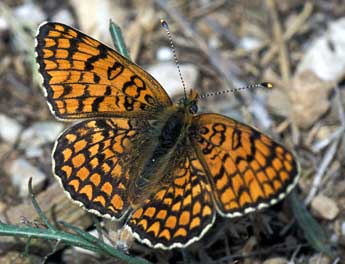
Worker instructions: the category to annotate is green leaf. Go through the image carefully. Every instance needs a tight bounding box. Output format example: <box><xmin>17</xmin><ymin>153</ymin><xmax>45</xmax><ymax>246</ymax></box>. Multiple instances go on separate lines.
<box><xmin>109</xmin><ymin>19</ymin><xmax>131</xmax><ymax>59</ymax></box>
<box><xmin>289</xmin><ymin>191</ymin><xmax>334</xmax><ymax>257</ymax></box>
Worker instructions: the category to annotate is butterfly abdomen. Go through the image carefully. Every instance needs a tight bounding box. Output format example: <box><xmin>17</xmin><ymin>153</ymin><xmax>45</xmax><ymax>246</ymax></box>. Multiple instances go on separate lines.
<box><xmin>131</xmin><ymin>110</ymin><xmax>186</xmax><ymax>203</ymax></box>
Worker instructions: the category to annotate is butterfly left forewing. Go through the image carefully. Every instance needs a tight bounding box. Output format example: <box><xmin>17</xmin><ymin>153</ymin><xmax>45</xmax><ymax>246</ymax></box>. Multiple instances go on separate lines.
<box><xmin>190</xmin><ymin>113</ymin><xmax>300</xmax><ymax>217</ymax></box>
<box><xmin>35</xmin><ymin>22</ymin><xmax>172</xmax><ymax>120</ymax></box>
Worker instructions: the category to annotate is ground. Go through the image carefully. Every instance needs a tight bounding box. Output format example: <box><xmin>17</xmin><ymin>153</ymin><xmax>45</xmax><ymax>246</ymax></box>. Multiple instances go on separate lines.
<box><xmin>0</xmin><ymin>0</ymin><xmax>344</xmax><ymax>263</ymax></box>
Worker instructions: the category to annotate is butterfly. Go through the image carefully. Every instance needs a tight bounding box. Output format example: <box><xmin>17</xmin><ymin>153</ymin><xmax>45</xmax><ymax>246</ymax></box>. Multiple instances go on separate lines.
<box><xmin>35</xmin><ymin>22</ymin><xmax>300</xmax><ymax>249</ymax></box>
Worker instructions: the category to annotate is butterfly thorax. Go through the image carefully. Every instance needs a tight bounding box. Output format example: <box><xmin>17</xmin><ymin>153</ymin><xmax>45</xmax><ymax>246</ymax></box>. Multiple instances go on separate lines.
<box><xmin>128</xmin><ymin>92</ymin><xmax>198</xmax><ymax>206</ymax></box>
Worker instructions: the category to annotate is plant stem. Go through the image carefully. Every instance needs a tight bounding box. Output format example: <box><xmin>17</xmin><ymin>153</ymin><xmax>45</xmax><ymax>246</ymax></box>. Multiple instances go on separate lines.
<box><xmin>0</xmin><ymin>223</ymin><xmax>151</xmax><ymax>264</ymax></box>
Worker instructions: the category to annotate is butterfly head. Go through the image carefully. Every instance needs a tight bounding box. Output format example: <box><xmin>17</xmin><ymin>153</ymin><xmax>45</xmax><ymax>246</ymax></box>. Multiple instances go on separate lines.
<box><xmin>178</xmin><ymin>89</ymin><xmax>199</xmax><ymax>114</ymax></box>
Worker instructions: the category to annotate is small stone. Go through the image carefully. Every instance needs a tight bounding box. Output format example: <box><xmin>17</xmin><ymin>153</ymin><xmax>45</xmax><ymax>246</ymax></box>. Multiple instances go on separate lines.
<box><xmin>8</xmin><ymin>158</ymin><xmax>46</xmax><ymax>197</ymax></box>
<box><xmin>0</xmin><ymin>201</ymin><xmax>6</xmax><ymax>214</ymax></box>
<box><xmin>0</xmin><ymin>142</ymin><xmax>12</xmax><ymax>160</ymax></box>
<box><xmin>297</xmin><ymin>17</ymin><xmax>345</xmax><ymax>82</ymax></box>
<box><xmin>263</xmin><ymin>257</ymin><xmax>288</xmax><ymax>264</ymax></box>
<box><xmin>156</xmin><ymin>47</ymin><xmax>173</xmax><ymax>61</ymax></box>
<box><xmin>239</xmin><ymin>36</ymin><xmax>262</xmax><ymax>51</ymax></box>
<box><xmin>19</xmin><ymin>121</ymin><xmax>64</xmax><ymax>152</ymax></box>
<box><xmin>289</xmin><ymin>71</ymin><xmax>332</xmax><ymax>129</ymax></box>
<box><xmin>0</xmin><ymin>251</ymin><xmax>40</xmax><ymax>264</ymax></box>
<box><xmin>51</xmin><ymin>9</ymin><xmax>75</xmax><ymax>26</ymax></box>
<box><xmin>0</xmin><ymin>17</ymin><xmax>8</xmax><ymax>31</ymax></box>
<box><xmin>0</xmin><ymin>114</ymin><xmax>22</xmax><ymax>144</ymax></box>
<box><xmin>341</xmin><ymin>222</ymin><xmax>345</xmax><ymax>236</ymax></box>
<box><xmin>311</xmin><ymin>194</ymin><xmax>339</xmax><ymax>220</ymax></box>
<box><xmin>146</xmin><ymin>62</ymin><xmax>199</xmax><ymax>97</ymax></box>
<box><xmin>25</xmin><ymin>146</ymin><xmax>43</xmax><ymax>159</ymax></box>
<box><xmin>209</xmin><ymin>36</ymin><xmax>221</xmax><ymax>49</ymax></box>
<box><xmin>14</xmin><ymin>3</ymin><xmax>45</xmax><ymax>26</ymax></box>
<box><xmin>70</xmin><ymin>0</ymin><xmax>127</xmax><ymax>47</ymax></box>
<box><xmin>309</xmin><ymin>254</ymin><xmax>331</xmax><ymax>264</ymax></box>
<box><xmin>71</xmin><ymin>228</ymin><xmax>112</xmax><ymax>256</ymax></box>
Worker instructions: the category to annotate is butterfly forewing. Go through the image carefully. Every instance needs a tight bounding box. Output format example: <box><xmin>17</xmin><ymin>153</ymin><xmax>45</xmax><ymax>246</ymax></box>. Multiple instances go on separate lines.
<box><xmin>190</xmin><ymin>113</ymin><xmax>300</xmax><ymax>217</ymax></box>
<box><xmin>35</xmin><ymin>22</ymin><xmax>172</xmax><ymax>120</ymax></box>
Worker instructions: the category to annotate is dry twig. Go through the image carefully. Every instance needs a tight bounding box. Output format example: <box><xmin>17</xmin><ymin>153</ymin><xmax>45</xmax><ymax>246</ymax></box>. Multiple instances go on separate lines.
<box><xmin>261</xmin><ymin>2</ymin><xmax>313</xmax><ymax>66</ymax></box>
<box><xmin>266</xmin><ymin>0</ymin><xmax>291</xmax><ymax>84</ymax></box>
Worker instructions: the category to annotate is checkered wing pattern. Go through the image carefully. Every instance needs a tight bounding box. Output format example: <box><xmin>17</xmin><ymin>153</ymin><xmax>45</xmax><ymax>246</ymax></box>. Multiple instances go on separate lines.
<box><xmin>35</xmin><ymin>22</ymin><xmax>172</xmax><ymax>120</ymax></box>
<box><xmin>190</xmin><ymin>113</ymin><xmax>299</xmax><ymax>217</ymax></box>
<box><xmin>53</xmin><ymin>118</ymin><xmax>151</xmax><ymax>219</ymax></box>
<box><xmin>126</xmin><ymin>146</ymin><xmax>215</xmax><ymax>249</ymax></box>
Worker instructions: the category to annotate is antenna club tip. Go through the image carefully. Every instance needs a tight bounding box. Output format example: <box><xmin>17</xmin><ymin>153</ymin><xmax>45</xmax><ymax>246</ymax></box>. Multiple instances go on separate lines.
<box><xmin>160</xmin><ymin>19</ymin><xmax>169</xmax><ymax>30</ymax></box>
<box><xmin>261</xmin><ymin>82</ymin><xmax>273</xmax><ymax>89</ymax></box>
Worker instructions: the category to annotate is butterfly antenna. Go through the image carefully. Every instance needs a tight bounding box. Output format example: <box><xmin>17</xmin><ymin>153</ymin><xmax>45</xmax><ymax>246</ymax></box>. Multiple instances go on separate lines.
<box><xmin>199</xmin><ymin>82</ymin><xmax>273</xmax><ymax>99</ymax></box>
<box><xmin>161</xmin><ymin>19</ymin><xmax>187</xmax><ymax>99</ymax></box>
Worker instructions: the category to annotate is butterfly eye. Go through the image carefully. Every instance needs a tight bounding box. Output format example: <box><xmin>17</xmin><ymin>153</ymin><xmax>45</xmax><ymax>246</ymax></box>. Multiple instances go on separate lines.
<box><xmin>189</xmin><ymin>103</ymin><xmax>198</xmax><ymax>114</ymax></box>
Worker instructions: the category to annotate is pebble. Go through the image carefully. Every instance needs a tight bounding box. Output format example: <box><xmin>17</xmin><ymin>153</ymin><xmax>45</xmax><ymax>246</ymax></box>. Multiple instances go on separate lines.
<box><xmin>70</xmin><ymin>228</ymin><xmax>112</xmax><ymax>256</ymax></box>
<box><xmin>156</xmin><ymin>47</ymin><xmax>173</xmax><ymax>61</ymax></box>
<box><xmin>0</xmin><ymin>201</ymin><xmax>6</xmax><ymax>214</ymax></box>
<box><xmin>0</xmin><ymin>17</ymin><xmax>8</xmax><ymax>31</ymax></box>
<box><xmin>24</xmin><ymin>147</ymin><xmax>43</xmax><ymax>159</ymax></box>
<box><xmin>239</xmin><ymin>36</ymin><xmax>262</xmax><ymax>51</ymax></box>
<box><xmin>0</xmin><ymin>251</ymin><xmax>40</xmax><ymax>264</ymax></box>
<box><xmin>0</xmin><ymin>114</ymin><xmax>22</xmax><ymax>144</ymax></box>
<box><xmin>70</xmin><ymin>0</ymin><xmax>126</xmax><ymax>47</ymax></box>
<box><xmin>341</xmin><ymin>222</ymin><xmax>345</xmax><ymax>236</ymax></box>
<box><xmin>311</xmin><ymin>194</ymin><xmax>339</xmax><ymax>220</ymax></box>
<box><xmin>8</xmin><ymin>158</ymin><xmax>47</xmax><ymax>197</ymax></box>
<box><xmin>19</xmin><ymin>121</ymin><xmax>64</xmax><ymax>157</ymax></box>
<box><xmin>51</xmin><ymin>8</ymin><xmax>75</xmax><ymax>26</ymax></box>
<box><xmin>0</xmin><ymin>143</ymin><xmax>12</xmax><ymax>161</ymax></box>
<box><xmin>297</xmin><ymin>17</ymin><xmax>345</xmax><ymax>82</ymax></box>
<box><xmin>262</xmin><ymin>257</ymin><xmax>288</xmax><ymax>264</ymax></box>
<box><xmin>146</xmin><ymin>62</ymin><xmax>199</xmax><ymax>97</ymax></box>
<box><xmin>289</xmin><ymin>71</ymin><xmax>332</xmax><ymax>129</ymax></box>
<box><xmin>14</xmin><ymin>3</ymin><xmax>45</xmax><ymax>26</ymax></box>
<box><xmin>308</xmin><ymin>254</ymin><xmax>331</xmax><ymax>264</ymax></box>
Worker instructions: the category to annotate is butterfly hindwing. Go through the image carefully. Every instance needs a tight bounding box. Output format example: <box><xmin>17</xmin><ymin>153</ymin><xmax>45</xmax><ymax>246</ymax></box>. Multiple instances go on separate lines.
<box><xmin>190</xmin><ymin>113</ymin><xmax>300</xmax><ymax>217</ymax></box>
<box><xmin>126</xmin><ymin>145</ymin><xmax>215</xmax><ymax>249</ymax></box>
<box><xmin>53</xmin><ymin>118</ymin><xmax>152</xmax><ymax>219</ymax></box>
<box><xmin>35</xmin><ymin>22</ymin><xmax>172</xmax><ymax>120</ymax></box>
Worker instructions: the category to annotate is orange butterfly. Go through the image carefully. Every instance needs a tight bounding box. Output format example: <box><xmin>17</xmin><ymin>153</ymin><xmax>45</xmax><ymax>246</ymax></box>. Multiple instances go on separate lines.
<box><xmin>35</xmin><ymin>22</ymin><xmax>300</xmax><ymax>249</ymax></box>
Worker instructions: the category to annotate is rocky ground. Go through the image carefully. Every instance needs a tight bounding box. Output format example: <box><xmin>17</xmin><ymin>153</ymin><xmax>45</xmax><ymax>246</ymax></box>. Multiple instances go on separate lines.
<box><xmin>0</xmin><ymin>0</ymin><xmax>344</xmax><ymax>263</ymax></box>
